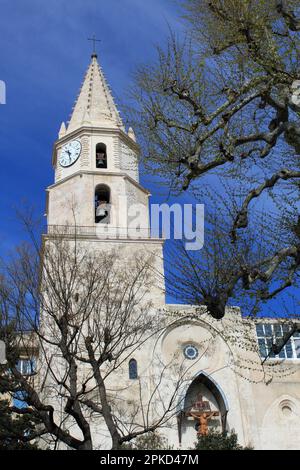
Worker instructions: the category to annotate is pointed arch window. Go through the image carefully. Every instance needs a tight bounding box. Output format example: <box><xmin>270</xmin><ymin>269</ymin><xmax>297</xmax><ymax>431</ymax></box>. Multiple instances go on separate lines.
<box><xmin>95</xmin><ymin>184</ymin><xmax>110</xmax><ymax>224</ymax></box>
<box><xmin>129</xmin><ymin>358</ymin><xmax>138</xmax><ymax>380</ymax></box>
<box><xmin>96</xmin><ymin>143</ymin><xmax>107</xmax><ymax>169</ymax></box>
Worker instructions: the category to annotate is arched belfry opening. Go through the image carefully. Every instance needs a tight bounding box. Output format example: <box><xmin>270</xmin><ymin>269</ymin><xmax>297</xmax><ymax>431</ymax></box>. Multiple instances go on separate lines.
<box><xmin>95</xmin><ymin>184</ymin><xmax>110</xmax><ymax>224</ymax></box>
<box><xmin>128</xmin><ymin>358</ymin><xmax>138</xmax><ymax>380</ymax></box>
<box><xmin>177</xmin><ymin>373</ymin><xmax>229</xmax><ymax>446</ymax></box>
<box><xmin>96</xmin><ymin>143</ymin><xmax>107</xmax><ymax>169</ymax></box>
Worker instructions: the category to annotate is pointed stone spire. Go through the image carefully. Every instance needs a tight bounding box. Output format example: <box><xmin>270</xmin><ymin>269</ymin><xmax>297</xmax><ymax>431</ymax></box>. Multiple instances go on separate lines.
<box><xmin>66</xmin><ymin>55</ymin><xmax>124</xmax><ymax>134</ymax></box>
<box><xmin>128</xmin><ymin>126</ymin><xmax>136</xmax><ymax>142</ymax></box>
<box><xmin>58</xmin><ymin>121</ymin><xmax>66</xmax><ymax>138</ymax></box>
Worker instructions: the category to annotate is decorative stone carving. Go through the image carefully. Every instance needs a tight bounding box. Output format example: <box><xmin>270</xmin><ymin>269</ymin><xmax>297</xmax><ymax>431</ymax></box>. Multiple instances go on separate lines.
<box><xmin>80</xmin><ymin>136</ymin><xmax>89</xmax><ymax>168</ymax></box>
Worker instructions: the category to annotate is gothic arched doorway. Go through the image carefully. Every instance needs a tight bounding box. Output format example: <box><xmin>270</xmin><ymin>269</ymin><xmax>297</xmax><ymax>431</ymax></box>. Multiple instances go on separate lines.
<box><xmin>177</xmin><ymin>373</ymin><xmax>229</xmax><ymax>447</ymax></box>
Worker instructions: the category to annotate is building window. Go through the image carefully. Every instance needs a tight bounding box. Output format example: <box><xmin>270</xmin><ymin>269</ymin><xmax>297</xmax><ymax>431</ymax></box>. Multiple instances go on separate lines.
<box><xmin>256</xmin><ymin>323</ymin><xmax>300</xmax><ymax>360</ymax></box>
<box><xmin>13</xmin><ymin>390</ymin><xmax>28</xmax><ymax>409</ymax></box>
<box><xmin>95</xmin><ymin>184</ymin><xmax>110</xmax><ymax>224</ymax></box>
<box><xmin>96</xmin><ymin>143</ymin><xmax>107</xmax><ymax>169</ymax></box>
<box><xmin>129</xmin><ymin>358</ymin><xmax>138</xmax><ymax>379</ymax></box>
<box><xmin>16</xmin><ymin>358</ymin><xmax>36</xmax><ymax>375</ymax></box>
<box><xmin>183</xmin><ymin>344</ymin><xmax>199</xmax><ymax>360</ymax></box>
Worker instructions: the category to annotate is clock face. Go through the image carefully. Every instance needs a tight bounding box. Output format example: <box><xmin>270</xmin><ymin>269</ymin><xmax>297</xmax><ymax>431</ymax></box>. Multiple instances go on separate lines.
<box><xmin>59</xmin><ymin>140</ymin><xmax>81</xmax><ymax>167</ymax></box>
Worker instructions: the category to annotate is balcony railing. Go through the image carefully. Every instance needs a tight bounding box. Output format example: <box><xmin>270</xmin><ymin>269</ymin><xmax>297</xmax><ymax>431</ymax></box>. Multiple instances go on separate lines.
<box><xmin>47</xmin><ymin>225</ymin><xmax>157</xmax><ymax>240</ymax></box>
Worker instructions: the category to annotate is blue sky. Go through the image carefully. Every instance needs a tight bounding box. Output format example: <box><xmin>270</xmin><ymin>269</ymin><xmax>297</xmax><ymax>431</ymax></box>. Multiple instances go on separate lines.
<box><xmin>0</xmin><ymin>0</ymin><xmax>183</xmax><ymax>252</ymax></box>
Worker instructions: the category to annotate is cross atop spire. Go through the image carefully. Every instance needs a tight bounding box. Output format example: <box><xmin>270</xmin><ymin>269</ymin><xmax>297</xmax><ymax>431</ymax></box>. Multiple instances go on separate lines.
<box><xmin>88</xmin><ymin>34</ymin><xmax>101</xmax><ymax>58</ymax></box>
<box><xmin>66</xmin><ymin>54</ymin><xmax>124</xmax><ymax>134</ymax></box>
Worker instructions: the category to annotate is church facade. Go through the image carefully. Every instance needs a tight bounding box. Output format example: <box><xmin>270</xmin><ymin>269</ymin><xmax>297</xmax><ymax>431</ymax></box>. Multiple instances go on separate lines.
<box><xmin>40</xmin><ymin>53</ymin><xmax>300</xmax><ymax>450</ymax></box>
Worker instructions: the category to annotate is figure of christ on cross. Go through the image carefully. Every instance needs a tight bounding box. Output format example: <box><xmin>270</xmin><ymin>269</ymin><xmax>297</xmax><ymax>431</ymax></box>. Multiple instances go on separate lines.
<box><xmin>189</xmin><ymin>410</ymin><xmax>220</xmax><ymax>436</ymax></box>
<box><xmin>187</xmin><ymin>394</ymin><xmax>220</xmax><ymax>436</ymax></box>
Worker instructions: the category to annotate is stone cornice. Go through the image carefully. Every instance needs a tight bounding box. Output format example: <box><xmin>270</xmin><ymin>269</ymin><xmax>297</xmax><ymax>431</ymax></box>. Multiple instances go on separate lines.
<box><xmin>46</xmin><ymin>170</ymin><xmax>150</xmax><ymax>196</ymax></box>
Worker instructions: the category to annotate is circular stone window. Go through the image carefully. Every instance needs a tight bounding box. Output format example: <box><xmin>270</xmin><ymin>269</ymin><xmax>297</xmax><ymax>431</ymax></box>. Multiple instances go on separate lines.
<box><xmin>183</xmin><ymin>344</ymin><xmax>199</xmax><ymax>360</ymax></box>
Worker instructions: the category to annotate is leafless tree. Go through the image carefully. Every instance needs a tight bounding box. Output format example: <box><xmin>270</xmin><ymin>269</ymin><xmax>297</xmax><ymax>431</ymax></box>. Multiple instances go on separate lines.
<box><xmin>128</xmin><ymin>0</ymin><xmax>300</xmax><ymax>317</ymax></box>
<box><xmin>1</xmin><ymin>214</ymin><xmax>298</xmax><ymax>449</ymax></box>
<box><xmin>0</xmin><ymin>218</ymin><xmax>194</xmax><ymax>450</ymax></box>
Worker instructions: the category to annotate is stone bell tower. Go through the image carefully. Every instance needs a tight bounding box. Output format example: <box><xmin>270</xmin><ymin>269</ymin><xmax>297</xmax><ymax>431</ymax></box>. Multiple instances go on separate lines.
<box><xmin>45</xmin><ymin>53</ymin><xmax>165</xmax><ymax>303</ymax></box>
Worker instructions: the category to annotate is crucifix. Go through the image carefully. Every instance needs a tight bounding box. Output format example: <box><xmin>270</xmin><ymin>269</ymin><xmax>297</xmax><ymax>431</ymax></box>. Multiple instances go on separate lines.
<box><xmin>88</xmin><ymin>34</ymin><xmax>101</xmax><ymax>55</ymax></box>
<box><xmin>187</xmin><ymin>394</ymin><xmax>219</xmax><ymax>436</ymax></box>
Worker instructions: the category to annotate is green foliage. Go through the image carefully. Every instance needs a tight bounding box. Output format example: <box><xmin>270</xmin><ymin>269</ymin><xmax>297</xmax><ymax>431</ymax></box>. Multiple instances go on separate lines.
<box><xmin>195</xmin><ymin>430</ymin><xmax>253</xmax><ymax>450</ymax></box>
<box><xmin>0</xmin><ymin>323</ymin><xmax>40</xmax><ymax>450</ymax></box>
<box><xmin>123</xmin><ymin>431</ymin><xmax>172</xmax><ymax>450</ymax></box>
<box><xmin>0</xmin><ymin>399</ymin><xmax>39</xmax><ymax>450</ymax></box>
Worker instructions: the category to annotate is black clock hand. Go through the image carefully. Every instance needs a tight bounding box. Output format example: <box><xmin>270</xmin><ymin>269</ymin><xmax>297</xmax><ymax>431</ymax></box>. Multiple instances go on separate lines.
<box><xmin>66</xmin><ymin>150</ymin><xmax>72</xmax><ymax>163</ymax></box>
